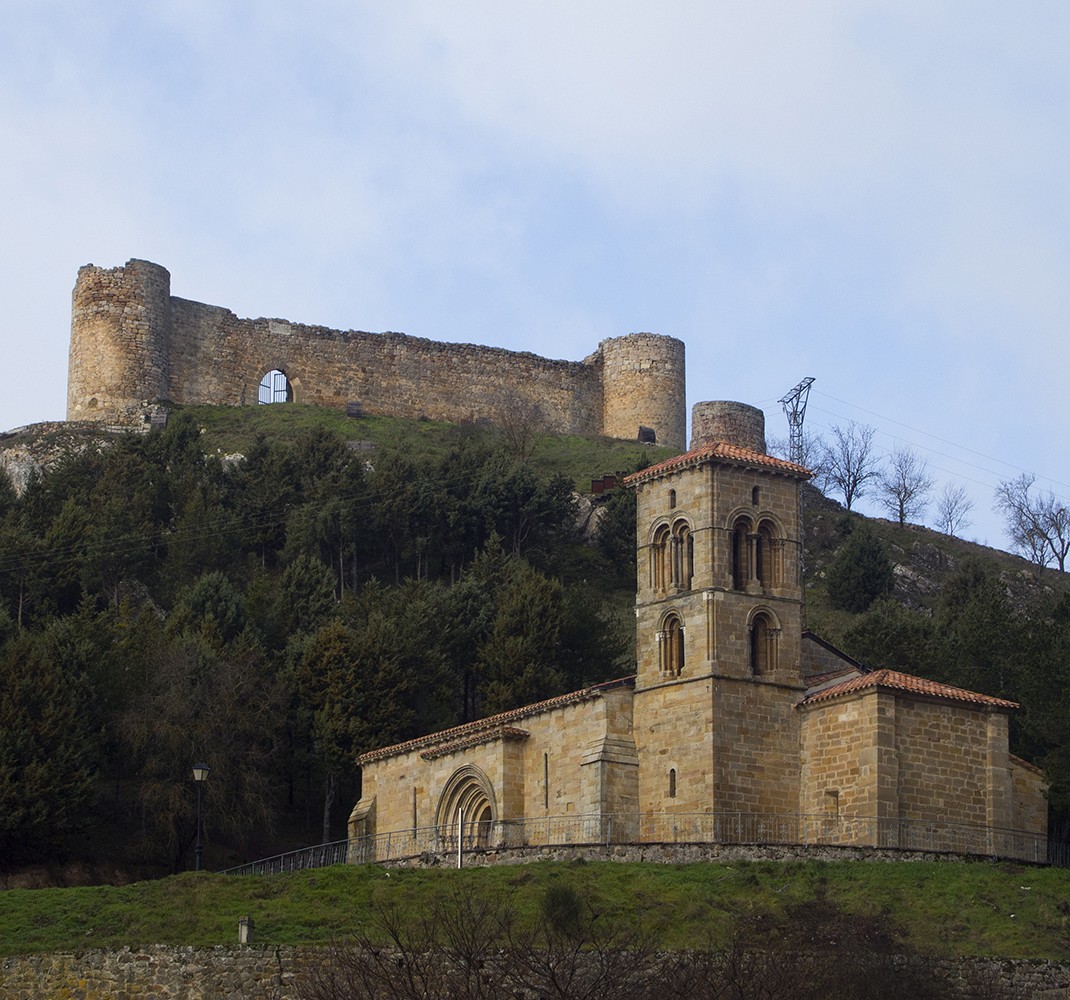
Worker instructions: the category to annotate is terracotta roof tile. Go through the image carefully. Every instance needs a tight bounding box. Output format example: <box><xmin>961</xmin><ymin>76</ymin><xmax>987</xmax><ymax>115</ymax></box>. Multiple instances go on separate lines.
<box><xmin>419</xmin><ymin>726</ymin><xmax>530</xmax><ymax>761</ymax></box>
<box><xmin>802</xmin><ymin>666</ymin><xmax>862</xmax><ymax>689</ymax></box>
<box><xmin>357</xmin><ymin>676</ymin><xmax>635</xmax><ymax>765</ymax></box>
<box><xmin>801</xmin><ymin>668</ymin><xmax>1018</xmax><ymax>710</ymax></box>
<box><xmin>624</xmin><ymin>441</ymin><xmax>810</xmax><ymax>486</ymax></box>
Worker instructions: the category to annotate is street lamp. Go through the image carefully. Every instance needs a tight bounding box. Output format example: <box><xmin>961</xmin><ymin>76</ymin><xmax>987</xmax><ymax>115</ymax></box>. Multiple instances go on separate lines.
<box><xmin>192</xmin><ymin>763</ymin><xmax>210</xmax><ymax>871</ymax></box>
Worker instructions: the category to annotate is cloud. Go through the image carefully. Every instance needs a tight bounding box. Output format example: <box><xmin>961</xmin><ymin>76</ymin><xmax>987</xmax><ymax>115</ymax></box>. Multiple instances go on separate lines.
<box><xmin>1</xmin><ymin>1</ymin><xmax>1069</xmax><ymax>547</ymax></box>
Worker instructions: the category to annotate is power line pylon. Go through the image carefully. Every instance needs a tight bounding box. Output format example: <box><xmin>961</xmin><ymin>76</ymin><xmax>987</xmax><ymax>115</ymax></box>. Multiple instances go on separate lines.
<box><xmin>778</xmin><ymin>377</ymin><xmax>815</xmax><ymax>465</ymax></box>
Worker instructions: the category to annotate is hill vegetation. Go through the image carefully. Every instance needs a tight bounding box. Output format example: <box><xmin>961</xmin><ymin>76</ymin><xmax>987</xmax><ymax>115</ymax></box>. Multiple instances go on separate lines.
<box><xmin>0</xmin><ymin>404</ymin><xmax>1068</xmax><ymax>880</ymax></box>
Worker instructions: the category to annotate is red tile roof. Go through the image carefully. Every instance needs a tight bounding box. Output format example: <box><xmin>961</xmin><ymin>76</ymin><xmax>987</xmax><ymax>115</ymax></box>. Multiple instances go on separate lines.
<box><xmin>419</xmin><ymin>725</ymin><xmax>530</xmax><ymax>761</ymax></box>
<box><xmin>357</xmin><ymin>676</ymin><xmax>635</xmax><ymax>765</ymax></box>
<box><xmin>624</xmin><ymin>441</ymin><xmax>811</xmax><ymax>486</ymax></box>
<box><xmin>801</xmin><ymin>668</ymin><xmax>1018</xmax><ymax>710</ymax></box>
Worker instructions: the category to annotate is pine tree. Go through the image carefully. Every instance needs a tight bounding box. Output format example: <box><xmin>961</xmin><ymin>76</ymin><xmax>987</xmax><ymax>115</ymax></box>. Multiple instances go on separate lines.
<box><xmin>826</xmin><ymin>522</ymin><xmax>894</xmax><ymax>613</ymax></box>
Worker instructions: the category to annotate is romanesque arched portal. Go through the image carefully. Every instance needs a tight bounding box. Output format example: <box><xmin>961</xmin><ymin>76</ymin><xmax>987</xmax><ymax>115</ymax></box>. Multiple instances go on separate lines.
<box><xmin>436</xmin><ymin>765</ymin><xmax>496</xmax><ymax>848</ymax></box>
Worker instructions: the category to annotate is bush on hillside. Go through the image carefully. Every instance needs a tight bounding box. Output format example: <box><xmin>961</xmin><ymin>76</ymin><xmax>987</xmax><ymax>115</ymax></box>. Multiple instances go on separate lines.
<box><xmin>826</xmin><ymin>522</ymin><xmax>894</xmax><ymax>613</ymax></box>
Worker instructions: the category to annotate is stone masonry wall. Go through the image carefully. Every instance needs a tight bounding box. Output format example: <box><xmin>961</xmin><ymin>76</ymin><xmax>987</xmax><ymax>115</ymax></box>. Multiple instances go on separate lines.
<box><xmin>895</xmin><ymin>698</ymin><xmax>991</xmax><ymax>827</ymax></box>
<box><xmin>1012</xmin><ymin>756</ymin><xmax>1050</xmax><ymax>841</ymax></box>
<box><xmin>799</xmin><ymin>694</ymin><xmax>878</xmax><ymax>819</ymax></box>
<box><xmin>0</xmin><ymin>944</ymin><xmax>306</xmax><ymax>1000</ymax></box>
<box><xmin>690</xmin><ymin>400</ymin><xmax>767</xmax><ymax>452</ymax></box>
<box><xmin>4</xmin><ymin>944</ymin><xmax>1067</xmax><ymax>1000</ymax></box>
<box><xmin>353</xmin><ymin>685</ymin><xmax>638</xmax><ymax>857</ymax></box>
<box><xmin>68</xmin><ymin>260</ymin><xmax>171</xmax><ymax>426</ymax></box>
<box><xmin>67</xmin><ymin>260</ymin><xmax>687</xmax><ymax>449</ymax></box>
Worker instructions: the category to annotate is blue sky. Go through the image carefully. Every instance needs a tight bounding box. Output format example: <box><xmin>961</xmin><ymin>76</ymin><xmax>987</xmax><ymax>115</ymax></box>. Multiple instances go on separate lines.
<box><xmin>2</xmin><ymin>2</ymin><xmax>1069</xmax><ymax>552</ymax></box>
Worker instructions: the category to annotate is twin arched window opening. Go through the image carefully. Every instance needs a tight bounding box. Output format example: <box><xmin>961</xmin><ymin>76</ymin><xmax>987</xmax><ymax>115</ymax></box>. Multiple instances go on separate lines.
<box><xmin>652</xmin><ymin>520</ymin><xmax>694</xmax><ymax>592</ymax></box>
<box><xmin>730</xmin><ymin>515</ymin><xmax>782</xmax><ymax>592</ymax></box>
<box><xmin>658</xmin><ymin>614</ymin><xmax>684</xmax><ymax>676</ymax></box>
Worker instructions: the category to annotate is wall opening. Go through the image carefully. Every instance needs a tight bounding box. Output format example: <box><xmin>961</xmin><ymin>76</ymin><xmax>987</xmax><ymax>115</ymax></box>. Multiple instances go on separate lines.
<box><xmin>749</xmin><ymin>611</ymin><xmax>778</xmax><ymax>675</ymax></box>
<box><xmin>258</xmin><ymin>369</ymin><xmax>293</xmax><ymax>404</ymax></box>
<box><xmin>435</xmin><ymin>765</ymin><xmax>497</xmax><ymax>849</ymax></box>
<box><xmin>659</xmin><ymin>614</ymin><xmax>685</xmax><ymax>676</ymax></box>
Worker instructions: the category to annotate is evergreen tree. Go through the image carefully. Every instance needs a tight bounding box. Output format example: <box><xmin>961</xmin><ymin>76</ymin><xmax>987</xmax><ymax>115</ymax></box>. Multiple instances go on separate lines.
<box><xmin>843</xmin><ymin>597</ymin><xmax>932</xmax><ymax>674</ymax></box>
<box><xmin>825</xmin><ymin>522</ymin><xmax>894</xmax><ymax>613</ymax></box>
<box><xmin>0</xmin><ymin>632</ymin><xmax>99</xmax><ymax>860</ymax></box>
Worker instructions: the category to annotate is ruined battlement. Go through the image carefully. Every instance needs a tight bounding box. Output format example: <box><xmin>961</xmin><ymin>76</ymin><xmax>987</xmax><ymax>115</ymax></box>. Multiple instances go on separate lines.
<box><xmin>67</xmin><ymin>259</ymin><xmax>687</xmax><ymax>448</ymax></box>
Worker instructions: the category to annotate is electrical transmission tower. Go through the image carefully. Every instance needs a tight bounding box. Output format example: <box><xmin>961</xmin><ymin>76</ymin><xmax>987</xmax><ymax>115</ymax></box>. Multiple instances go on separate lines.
<box><xmin>778</xmin><ymin>377</ymin><xmax>815</xmax><ymax>465</ymax></box>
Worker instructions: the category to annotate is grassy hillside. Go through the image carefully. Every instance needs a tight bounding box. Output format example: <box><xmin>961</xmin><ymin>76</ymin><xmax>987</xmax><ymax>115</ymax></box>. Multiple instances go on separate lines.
<box><xmin>1</xmin><ymin>860</ymin><xmax>1068</xmax><ymax>960</ymax></box>
<box><xmin>177</xmin><ymin>402</ymin><xmax>678</xmax><ymax>488</ymax></box>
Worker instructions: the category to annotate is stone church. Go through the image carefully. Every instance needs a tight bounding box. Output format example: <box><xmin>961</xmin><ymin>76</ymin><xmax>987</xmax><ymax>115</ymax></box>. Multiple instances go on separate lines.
<box><xmin>349</xmin><ymin>402</ymin><xmax>1048</xmax><ymax>862</ymax></box>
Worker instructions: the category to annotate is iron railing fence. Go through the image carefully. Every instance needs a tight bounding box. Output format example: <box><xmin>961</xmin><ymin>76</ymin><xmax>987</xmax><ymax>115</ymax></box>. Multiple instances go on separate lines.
<box><xmin>222</xmin><ymin>811</ymin><xmax>1063</xmax><ymax>874</ymax></box>
<box><xmin>223</xmin><ymin>839</ymin><xmax>352</xmax><ymax>875</ymax></box>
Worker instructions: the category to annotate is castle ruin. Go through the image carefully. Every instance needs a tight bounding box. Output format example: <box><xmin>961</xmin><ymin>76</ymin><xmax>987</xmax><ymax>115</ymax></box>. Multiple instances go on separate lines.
<box><xmin>67</xmin><ymin>259</ymin><xmax>687</xmax><ymax>448</ymax></box>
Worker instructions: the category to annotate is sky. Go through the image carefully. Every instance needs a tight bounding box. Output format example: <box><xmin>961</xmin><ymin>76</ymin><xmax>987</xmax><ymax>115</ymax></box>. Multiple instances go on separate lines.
<box><xmin>2</xmin><ymin>1</ymin><xmax>1069</xmax><ymax>553</ymax></box>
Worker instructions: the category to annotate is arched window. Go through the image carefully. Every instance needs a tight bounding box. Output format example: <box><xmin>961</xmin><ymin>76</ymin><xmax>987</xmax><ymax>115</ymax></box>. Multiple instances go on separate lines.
<box><xmin>672</xmin><ymin>520</ymin><xmax>693</xmax><ymax>591</ymax></box>
<box><xmin>752</xmin><ymin>486</ymin><xmax>760</xmax><ymax>506</ymax></box>
<box><xmin>756</xmin><ymin>519</ymin><xmax>781</xmax><ymax>589</ymax></box>
<box><xmin>652</xmin><ymin>525</ymin><xmax>671</xmax><ymax>591</ymax></box>
<box><xmin>258</xmin><ymin>369</ymin><xmax>292</xmax><ymax>404</ymax></box>
<box><xmin>749</xmin><ymin>611</ymin><xmax>779</xmax><ymax>675</ymax></box>
<box><xmin>668</xmin><ymin>768</ymin><xmax>677</xmax><ymax>798</ymax></box>
<box><xmin>731</xmin><ymin>517</ymin><xmax>751</xmax><ymax>590</ymax></box>
<box><xmin>669</xmin><ymin>489</ymin><xmax>677</xmax><ymax>509</ymax></box>
<box><xmin>659</xmin><ymin>614</ymin><xmax>684</xmax><ymax>676</ymax></box>
<box><xmin>756</xmin><ymin>522</ymin><xmax>773</xmax><ymax>588</ymax></box>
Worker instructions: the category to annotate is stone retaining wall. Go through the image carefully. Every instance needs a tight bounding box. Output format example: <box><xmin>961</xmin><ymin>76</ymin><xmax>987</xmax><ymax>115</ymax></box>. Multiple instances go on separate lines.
<box><xmin>2</xmin><ymin>946</ymin><xmax>1067</xmax><ymax>999</ymax></box>
<box><xmin>0</xmin><ymin>945</ymin><xmax>303</xmax><ymax>999</ymax></box>
<box><xmin>369</xmin><ymin>839</ymin><xmax>1051</xmax><ymax>868</ymax></box>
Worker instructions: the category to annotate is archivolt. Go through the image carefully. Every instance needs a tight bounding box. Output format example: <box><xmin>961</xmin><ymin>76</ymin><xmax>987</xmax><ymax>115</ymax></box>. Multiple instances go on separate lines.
<box><xmin>435</xmin><ymin>765</ymin><xmax>497</xmax><ymax>847</ymax></box>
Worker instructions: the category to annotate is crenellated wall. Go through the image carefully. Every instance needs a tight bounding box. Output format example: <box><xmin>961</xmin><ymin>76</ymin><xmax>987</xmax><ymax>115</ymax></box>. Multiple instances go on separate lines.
<box><xmin>67</xmin><ymin>260</ymin><xmax>687</xmax><ymax>448</ymax></box>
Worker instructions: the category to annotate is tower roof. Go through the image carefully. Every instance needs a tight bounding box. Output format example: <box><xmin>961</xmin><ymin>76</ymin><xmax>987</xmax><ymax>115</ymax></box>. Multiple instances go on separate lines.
<box><xmin>624</xmin><ymin>441</ymin><xmax>811</xmax><ymax>487</ymax></box>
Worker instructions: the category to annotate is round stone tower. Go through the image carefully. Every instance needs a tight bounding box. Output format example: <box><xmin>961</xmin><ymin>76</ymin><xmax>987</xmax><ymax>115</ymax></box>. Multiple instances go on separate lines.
<box><xmin>599</xmin><ymin>333</ymin><xmax>686</xmax><ymax>451</ymax></box>
<box><xmin>690</xmin><ymin>400</ymin><xmax>766</xmax><ymax>453</ymax></box>
<box><xmin>67</xmin><ymin>259</ymin><xmax>172</xmax><ymax>426</ymax></box>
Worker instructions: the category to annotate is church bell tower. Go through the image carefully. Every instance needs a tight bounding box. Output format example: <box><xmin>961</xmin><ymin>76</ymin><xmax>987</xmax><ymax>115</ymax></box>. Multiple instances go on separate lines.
<box><xmin>625</xmin><ymin>401</ymin><xmax>811</xmax><ymax>823</ymax></box>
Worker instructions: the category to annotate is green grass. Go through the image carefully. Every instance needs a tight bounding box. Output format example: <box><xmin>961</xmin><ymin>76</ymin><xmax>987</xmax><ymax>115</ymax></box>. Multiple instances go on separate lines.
<box><xmin>177</xmin><ymin>403</ymin><xmax>676</xmax><ymax>492</ymax></box>
<box><xmin>1</xmin><ymin>861</ymin><xmax>1068</xmax><ymax>959</ymax></box>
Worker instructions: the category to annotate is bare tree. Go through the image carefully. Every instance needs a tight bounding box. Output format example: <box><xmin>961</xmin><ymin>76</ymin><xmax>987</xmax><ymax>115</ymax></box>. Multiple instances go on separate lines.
<box><xmin>993</xmin><ymin>473</ymin><xmax>1070</xmax><ymax>572</ymax></box>
<box><xmin>818</xmin><ymin>422</ymin><xmax>879</xmax><ymax>511</ymax></box>
<box><xmin>768</xmin><ymin>431</ymin><xmax>827</xmax><ymax>476</ymax></box>
<box><xmin>876</xmin><ymin>446</ymin><xmax>935</xmax><ymax>526</ymax></box>
<box><xmin>495</xmin><ymin>399</ymin><xmax>548</xmax><ymax>463</ymax></box>
<box><xmin>935</xmin><ymin>482</ymin><xmax>974</xmax><ymax>538</ymax></box>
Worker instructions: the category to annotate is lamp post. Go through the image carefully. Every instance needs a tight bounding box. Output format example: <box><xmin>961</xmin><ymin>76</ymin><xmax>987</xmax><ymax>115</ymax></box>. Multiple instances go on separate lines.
<box><xmin>192</xmin><ymin>762</ymin><xmax>210</xmax><ymax>871</ymax></box>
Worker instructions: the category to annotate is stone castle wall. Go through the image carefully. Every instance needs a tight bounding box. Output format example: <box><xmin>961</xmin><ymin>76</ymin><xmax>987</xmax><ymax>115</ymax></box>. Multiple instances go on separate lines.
<box><xmin>67</xmin><ymin>260</ymin><xmax>687</xmax><ymax>449</ymax></box>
